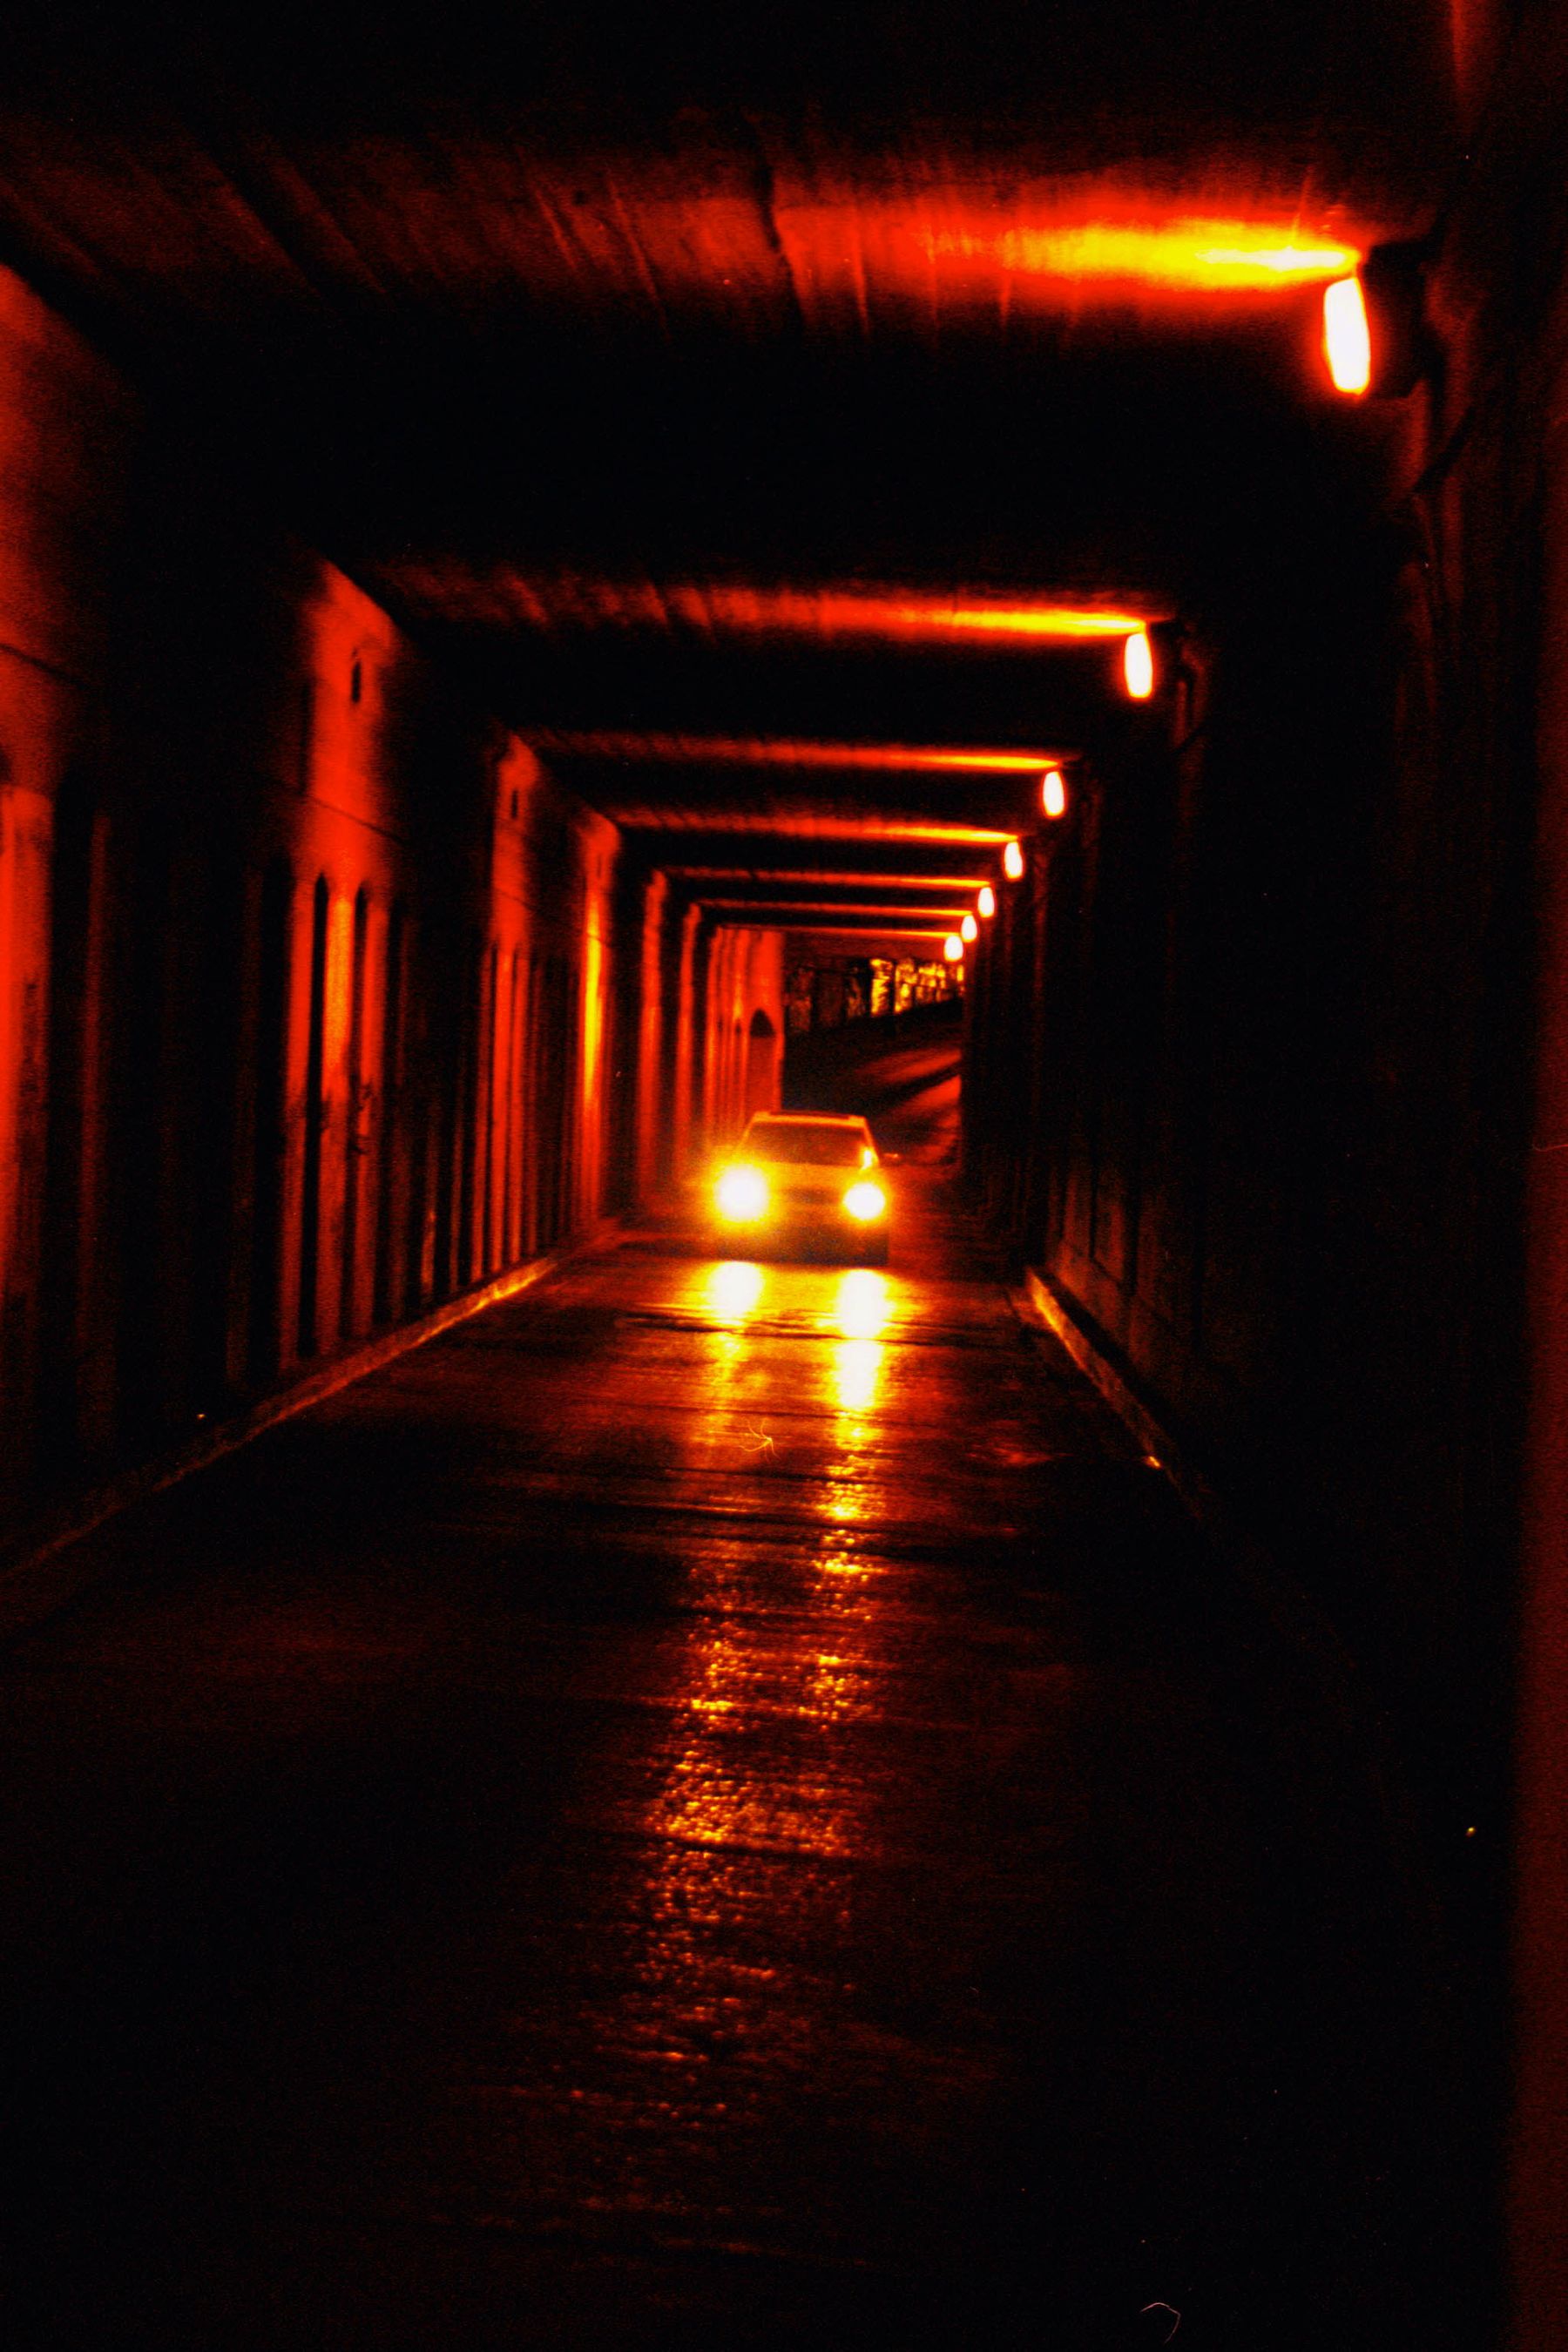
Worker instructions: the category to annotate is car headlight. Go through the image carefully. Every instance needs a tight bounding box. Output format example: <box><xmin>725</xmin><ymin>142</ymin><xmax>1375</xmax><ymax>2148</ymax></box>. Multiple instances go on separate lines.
<box><xmin>716</xmin><ymin>1164</ymin><xmax>769</xmax><ymax>1220</ymax></box>
<box><xmin>841</xmin><ymin>1180</ymin><xmax>887</xmax><ymax>1222</ymax></box>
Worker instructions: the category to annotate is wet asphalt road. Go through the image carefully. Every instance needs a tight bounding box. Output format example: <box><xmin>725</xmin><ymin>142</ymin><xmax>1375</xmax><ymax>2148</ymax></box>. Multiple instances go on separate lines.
<box><xmin>0</xmin><ymin>1161</ymin><xmax>1436</xmax><ymax>2349</ymax></box>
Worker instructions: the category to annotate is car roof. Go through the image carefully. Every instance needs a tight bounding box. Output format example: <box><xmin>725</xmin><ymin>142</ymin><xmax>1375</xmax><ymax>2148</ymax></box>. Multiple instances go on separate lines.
<box><xmin>746</xmin><ymin>1112</ymin><xmax>870</xmax><ymax>1131</ymax></box>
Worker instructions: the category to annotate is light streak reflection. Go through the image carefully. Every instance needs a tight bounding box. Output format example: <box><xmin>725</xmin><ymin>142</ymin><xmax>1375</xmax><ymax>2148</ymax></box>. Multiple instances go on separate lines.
<box><xmin>707</xmin><ymin>1258</ymin><xmax>764</xmax><ymax>1325</ymax></box>
<box><xmin>834</xmin><ymin>1268</ymin><xmax>890</xmax><ymax>1340</ymax></box>
<box><xmin>640</xmin><ymin>1257</ymin><xmax>907</xmax><ymax>1965</ymax></box>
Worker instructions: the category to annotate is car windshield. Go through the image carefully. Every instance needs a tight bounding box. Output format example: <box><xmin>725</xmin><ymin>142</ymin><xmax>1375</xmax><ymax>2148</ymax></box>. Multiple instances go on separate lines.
<box><xmin>745</xmin><ymin>1121</ymin><xmax>868</xmax><ymax>1168</ymax></box>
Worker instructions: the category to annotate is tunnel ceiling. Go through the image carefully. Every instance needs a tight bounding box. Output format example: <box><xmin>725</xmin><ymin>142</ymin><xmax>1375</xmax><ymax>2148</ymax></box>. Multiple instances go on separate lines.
<box><xmin>0</xmin><ymin>0</ymin><xmax>1462</xmax><ymax>934</ymax></box>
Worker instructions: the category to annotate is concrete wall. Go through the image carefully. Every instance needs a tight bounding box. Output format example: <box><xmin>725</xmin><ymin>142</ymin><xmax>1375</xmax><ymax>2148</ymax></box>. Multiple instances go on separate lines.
<box><xmin>606</xmin><ymin>863</ymin><xmax>786</xmax><ymax>1203</ymax></box>
<box><xmin>0</xmin><ymin>256</ymin><xmax>770</xmax><ymax>1551</ymax></box>
<box><xmin>962</xmin><ymin>17</ymin><xmax>1568</xmax><ymax>2341</ymax></box>
<box><xmin>699</xmin><ymin>924</ymin><xmax>785</xmax><ymax>1150</ymax></box>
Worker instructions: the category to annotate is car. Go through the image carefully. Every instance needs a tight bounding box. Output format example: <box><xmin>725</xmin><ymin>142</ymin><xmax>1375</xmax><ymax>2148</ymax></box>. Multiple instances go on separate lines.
<box><xmin>711</xmin><ymin>1112</ymin><xmax>890</xmax><ymax>1265</ymax></box>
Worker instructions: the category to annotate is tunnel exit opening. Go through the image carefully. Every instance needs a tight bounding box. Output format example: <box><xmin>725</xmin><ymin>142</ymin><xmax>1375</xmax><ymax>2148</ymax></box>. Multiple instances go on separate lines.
<box><xmin>781</xmin><ymin>962</ymin><xmax>963</xmax><ymax>1172</ymax></box>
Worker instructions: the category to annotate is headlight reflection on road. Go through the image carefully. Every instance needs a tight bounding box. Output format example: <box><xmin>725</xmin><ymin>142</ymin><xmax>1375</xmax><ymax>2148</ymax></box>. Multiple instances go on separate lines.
<box><xmin>830</xmin><ymin>1268</ymin><xmax>889</xmax><ymax>1426</ymax></box>
<box><xmin>834</xmin><ymin>1268</ymin><xmax>889</xmax><ymax>1340</ymax></box>
<box><xmin>827</xmin><ymin>1269</ymin><xmax>891</xmax><ymax>1477</ymax></box>
<box><xmin>834</xmin><ymin>1338</ymin><xmax>883</xmax><ymax>1414</ymax></box>
<box><xmin>707</xmin><ymin>1259</ymin><xmax>765</xmax><ymax>1325</ymax></box>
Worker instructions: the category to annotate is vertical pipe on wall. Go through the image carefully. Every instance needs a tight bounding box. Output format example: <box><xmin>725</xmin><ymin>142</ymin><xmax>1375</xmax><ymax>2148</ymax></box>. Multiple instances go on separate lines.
<box><xmin>37</xmin><ymin>774</ymin><xmax>103</xmax><ymax>1485</ymax></box>
<box><xmin>297</xmin><ymin>875</ymin><xmax>328</xmax><ymax>1358</ymax></box>
<box><xmin>373</xmin><ymin>900</ymin><xmax>404</xmax><ymax>1327</ymax></box>
<box><xmin>499</xmin><ymin>950</ymin><xmax>518</xmax><ymax>1264</ymax></box>
<box><xmin>484</xmin><ymin>939</ymin><xmax>502</xmax><ymax>1275</ymax></box>
<box><xmin>114</xmin><ymin>818</ymin><xmax>173</xmax><ymax>1450</ymax></box>
<box><xmin>339</xmin><ymin>884</ymin><xmax>369</xmax><ymax>1343</ymax></box>
<box><xmin>248</xmin><ymin>859</ymin><xmax>293</xmax><ymax>1384</ymax></box>
<box><xmin>672</xmin><ymin>903</ymin><xmax>702</xmax><ymax>1178</ymax></box>
<box><xmin>506</xmin><ymin>951</ymin><xmax>526</xmax><ymax>1264</ymax></box>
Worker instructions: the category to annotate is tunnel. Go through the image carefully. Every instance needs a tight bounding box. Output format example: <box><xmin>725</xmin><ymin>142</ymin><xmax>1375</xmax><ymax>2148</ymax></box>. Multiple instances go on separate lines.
<box><xmin>0</xmin><ymin>3</ymin><xmax>1563</xmax><ymax>2344</ymax></box>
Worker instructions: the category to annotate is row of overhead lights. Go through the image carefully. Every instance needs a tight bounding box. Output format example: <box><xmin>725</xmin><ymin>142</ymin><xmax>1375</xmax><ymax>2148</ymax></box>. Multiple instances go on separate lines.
<box><xmin>938</xmin><ymin>631</ymin><xmax>1156</xmax><ymax>963</ymax></box>
<box><xmin>943</xmin><ymin>764</ymin><xmax>1072</xmax><ymax>962</ymax></box>
<box><xmin>941</xmin><ymin>259</ymin><xmax>1418</xmax><ymax>970</ymax></box>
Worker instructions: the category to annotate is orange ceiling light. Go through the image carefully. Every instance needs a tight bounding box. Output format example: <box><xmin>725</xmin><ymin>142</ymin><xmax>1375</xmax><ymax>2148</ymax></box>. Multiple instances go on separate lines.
<box><xmin>1003</xmin><ymin>841</ymin><xmax>1025</xmax><ymax>881</ymax></box>
<box><xmin>1323</xmin><ymin>274</ymin><xmax>1372</xmax><ymax>394</ymax></box>
<box><xmin>961</xmin><ymin>913</ymin><xmax>979</xmax><ymax>943</ymax></box>
<box><xmin>1124</xmin><ymin>630</ymin><xmax>1155</xmax><ymax>700</ymax></box>
<box><xmin>977</xmin><ymin>885</ymin><xmax>996</xmax><ymax>918</ymax></box>
<box><xmin>1041</xmin><ymin>766</ymin><xmax>1068</xmax><ymax>818</ymax></box>
<box><xmin>943</xmin><ymin>933</ymin><xmax>964</xmax><ymax>963</ymax></box>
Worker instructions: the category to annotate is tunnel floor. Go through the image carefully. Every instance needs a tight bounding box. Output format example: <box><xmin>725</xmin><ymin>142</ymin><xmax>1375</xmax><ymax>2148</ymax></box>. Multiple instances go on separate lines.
<box><xmin>0</xmin><ymin>1169</ymin><xmax>1441</xmax><ymax>2349</ymax></box>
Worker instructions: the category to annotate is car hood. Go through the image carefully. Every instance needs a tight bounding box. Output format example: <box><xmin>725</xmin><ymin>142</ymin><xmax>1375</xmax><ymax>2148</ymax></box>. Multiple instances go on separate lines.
<box><xmin>763</xmin><ymin>1165</ymin><xmax>870</xmax><ymax>1200</ymax></box>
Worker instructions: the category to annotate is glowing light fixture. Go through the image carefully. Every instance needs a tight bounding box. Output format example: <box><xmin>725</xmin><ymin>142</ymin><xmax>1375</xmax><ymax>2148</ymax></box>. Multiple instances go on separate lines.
<box><xmin>1003</xmin><ymin>841</ymin><xmax>1025</xmax><ymax>881</ymax></box>
<box><xmin>1124</xmin><ymin>629</ymin><xmax>1155</xmax><ymax>700</ymax></box>
<box><xmin>842</xmin><ymin>1180</ymin><xmax>888</xmax><ymax>1223</ymax></box>
<box><xmin>943</xmin><ymin>933</ymin><xmax>963</xmax><ymax>962</ymax></box>
<box><xmin>977</xmin><ymin>885</ymin><xmax>996</xmax><ymax>918</ymax></box>
<box><xmin>961</xmin><ymin>913</ymin><xmax>978</xmax><ymax>943</ymax></box>
<box><xmin>1041</xmin><ymin>766</ymin><xmax>1068</xmax><ymax>818</ymax></box>
<box><xmin>1323</xmin><ymin>274</ymin><xmax>1371</xmax><ymax>395</ymax></box>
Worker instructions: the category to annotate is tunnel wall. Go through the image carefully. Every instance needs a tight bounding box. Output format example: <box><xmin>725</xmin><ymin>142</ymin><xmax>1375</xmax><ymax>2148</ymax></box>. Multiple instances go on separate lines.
<box><xmin>699</xmin><ymin>925</ymin><xmax>785</xmax><ymax>1148</ymax></box>
<box><xmin>1440</xmin><ymin>21</ymin><xmax>1568</xmax><ymax>2342</ymax></box>
<box><xmin>0</xmin><ymin>256</ymin><xmax>669</xmax><ymax>1549</ymax></box>
<box><xmin>963</xmin><ymin>29</ymin><xmax>1568</xmax><ymax>2339</ymax></box>
<box><xmin>607</xmin><ymin>869</ymin><xmax>785</xmax><ymax>1203</ymax></box>
<box><xmin>967</xmin><ymin>550</ymin><xmax>1461</xmax><ymax>1691</ymax></box>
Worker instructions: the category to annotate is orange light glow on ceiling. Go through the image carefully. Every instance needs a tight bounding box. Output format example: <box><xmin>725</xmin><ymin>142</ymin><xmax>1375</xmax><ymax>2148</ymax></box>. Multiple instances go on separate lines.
<box><xmin>943</xmin><ymin>934</ymin><xmax>963</xmax><ymax>962</ymax></box>
<box><xmin>701</xmin><ymin>900</ymin><xmax>970</xmax><ymax>922</ymax></box>
<box><xmin>1041</xmin><ymin>767</ymin><xmax>1068</xmax><ymax>818</ymax></box>
<box><xmin>923</xmin><ymin>217</ymin><xmax>1359</xmax><ymax>293</ymax></box>
<box><xmin>664</xmin><ymin>868</ymin><xmax>990</xmax><ymax>889</ymax></box>
<box><xmin>1323</xmin><ymin>274</ymin><xmax>1372</xmax><ymax>394</ymax></box>
<box><xmin>493</xmin><ymin>580</ymin><xmax>1165</xmax><ymax>647</ymax></box>
<box><xmin>760</xmin><ymin>923</ymin><xmax>956</xmax><ymax>941</ymax></box>
<box><xmin>960</xmin><ymin>913</ymin><xmax>978</xmax><ymax>943</ymax></box>
<box><xmin>977</xmin><ymin>885</ymin><xmax>996</xmax><ymax>918</ymax></box>
<box><xmin>619</xmin><ymin>814</ymin><xmax>1015</xmax><ymax>846</ymax></box>
<box><xmin>1003</xmin><ymin>840</ymin><xmax>1025</xmax><ymax>880</ymax></box>
<box><xmin>882</xmin><ymin>599</ymin><xmax>1150</xmax><ymax>642</ymax></box>
<box><xmin>533</xmin><ymin>730</ymin><xmax>1071</xmax><ymax>776</ymax></box>
<box><xmin>754</xmin><ymin>189</ymin><xmax>1369</xmax><ymax>326</ymax></box>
